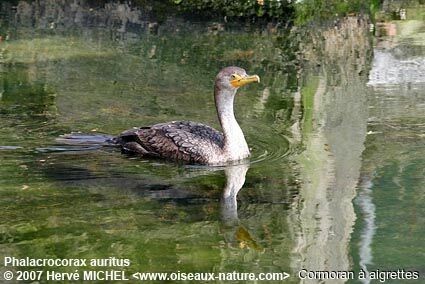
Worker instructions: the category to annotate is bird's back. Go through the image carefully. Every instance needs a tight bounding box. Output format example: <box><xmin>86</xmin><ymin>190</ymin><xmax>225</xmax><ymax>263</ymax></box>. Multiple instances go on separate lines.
<box><xmin>113</xmin><ymin>121</ymin><xmax>225</xmax><ymax>164</ymax></box>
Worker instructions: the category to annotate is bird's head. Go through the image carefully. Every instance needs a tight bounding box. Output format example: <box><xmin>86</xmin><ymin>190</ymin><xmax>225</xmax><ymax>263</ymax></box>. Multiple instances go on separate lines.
<box><xmin>215</xmin><ymin>66</ymin><xmax>260</xmax><ymax>93</ymax></box>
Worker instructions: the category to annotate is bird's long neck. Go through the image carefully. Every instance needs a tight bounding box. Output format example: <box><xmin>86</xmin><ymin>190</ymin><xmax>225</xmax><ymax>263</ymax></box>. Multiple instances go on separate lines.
<box><xmin>215</xmin><ymin>87</ymin><xmax>250</xmax><ymax>160</ymax></box>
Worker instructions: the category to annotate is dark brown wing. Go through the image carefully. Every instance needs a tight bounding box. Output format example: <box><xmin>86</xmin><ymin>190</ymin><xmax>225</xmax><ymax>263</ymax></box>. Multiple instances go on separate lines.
<box><xmin>113</xmin><ymin>121</ymin><xmax>224</xmax><ymax>164</ymax></box>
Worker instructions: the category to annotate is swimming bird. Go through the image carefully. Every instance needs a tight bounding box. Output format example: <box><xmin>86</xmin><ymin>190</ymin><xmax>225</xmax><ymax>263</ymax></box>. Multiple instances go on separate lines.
<box><xmin>111</xmin><ymin>66</ymin><xmax>260</xmax><ymax>165</ymax></box>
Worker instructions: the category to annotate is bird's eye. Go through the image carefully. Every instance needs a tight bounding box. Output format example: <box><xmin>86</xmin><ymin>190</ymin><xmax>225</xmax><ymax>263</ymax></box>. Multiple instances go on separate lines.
<box><xmin>230</xmin><ymin>74</ymin><xmax>237</xmax><ymax>80</ymax></box>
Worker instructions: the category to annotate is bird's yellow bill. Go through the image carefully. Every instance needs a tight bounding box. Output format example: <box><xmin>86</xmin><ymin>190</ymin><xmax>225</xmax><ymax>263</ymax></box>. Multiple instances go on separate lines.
<box><xmin>231</xmin><ymin>74</ymin><xmax>260</xmax><ymax>88</ymax></box>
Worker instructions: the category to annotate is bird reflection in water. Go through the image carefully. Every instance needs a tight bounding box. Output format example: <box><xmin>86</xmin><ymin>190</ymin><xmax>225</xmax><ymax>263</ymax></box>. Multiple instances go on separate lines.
<box><xmin>220</xmin><ymin>163</ymin><xmax>262</xmax><ymax>251</ymax></box>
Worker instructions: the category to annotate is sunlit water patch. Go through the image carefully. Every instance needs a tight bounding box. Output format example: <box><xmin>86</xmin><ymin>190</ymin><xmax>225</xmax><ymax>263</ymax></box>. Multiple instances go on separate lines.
<box><xmin>368</xmin><ymin>50</ymin><xmax>425</xmax><ymax>85</ymax></box>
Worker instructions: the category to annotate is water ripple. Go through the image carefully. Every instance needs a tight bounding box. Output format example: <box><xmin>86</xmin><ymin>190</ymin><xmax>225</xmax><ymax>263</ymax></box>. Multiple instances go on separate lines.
<box><xmin>248</xmin><ymin>124</ymin><xmax>293</xmax><ymax>164</ymax></box>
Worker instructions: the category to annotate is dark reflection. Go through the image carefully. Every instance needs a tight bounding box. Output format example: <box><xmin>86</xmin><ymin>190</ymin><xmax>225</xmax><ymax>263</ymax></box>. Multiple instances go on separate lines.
<box><xmin>40</xmin><ymin>149</ymin><xmax>265</xmax><ymax>253</ymax></box>
<box><xmin>0</xmin><ymin>63</ymin><xmax>59</xmax><ymax>150</ymax></box>
<box><xmin>42</xmin><ymin>151</ymin><xmax>251</xmax><ymax>213</ymax></box>
<box><xmin>40</xmin><ymin>149</ymin><xmax>255</xmax><ymax>236</ymax></box>
<box><xmin>0</xmin><ymin>64</ymin><xmax>57</xmax><ymax>118</ymax></box>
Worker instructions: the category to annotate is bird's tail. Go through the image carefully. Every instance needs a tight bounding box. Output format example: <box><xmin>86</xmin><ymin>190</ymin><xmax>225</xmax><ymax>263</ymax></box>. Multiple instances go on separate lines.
<box><xmin>29</xmin><ymin>133</ymin><xmax>119</xmax><ymax>154</ymax></box>
<box><xmin>55</xmin><ymin>132</ymin><xmax>115</xmax><ymax>146</ymax></box>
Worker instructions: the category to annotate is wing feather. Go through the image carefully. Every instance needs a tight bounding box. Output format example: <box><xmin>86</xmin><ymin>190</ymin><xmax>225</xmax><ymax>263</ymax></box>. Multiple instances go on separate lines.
<box><xmin>113</xmin><ymin>121</ymin><xmax>224</xmax><ymax>164</ymax></box>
